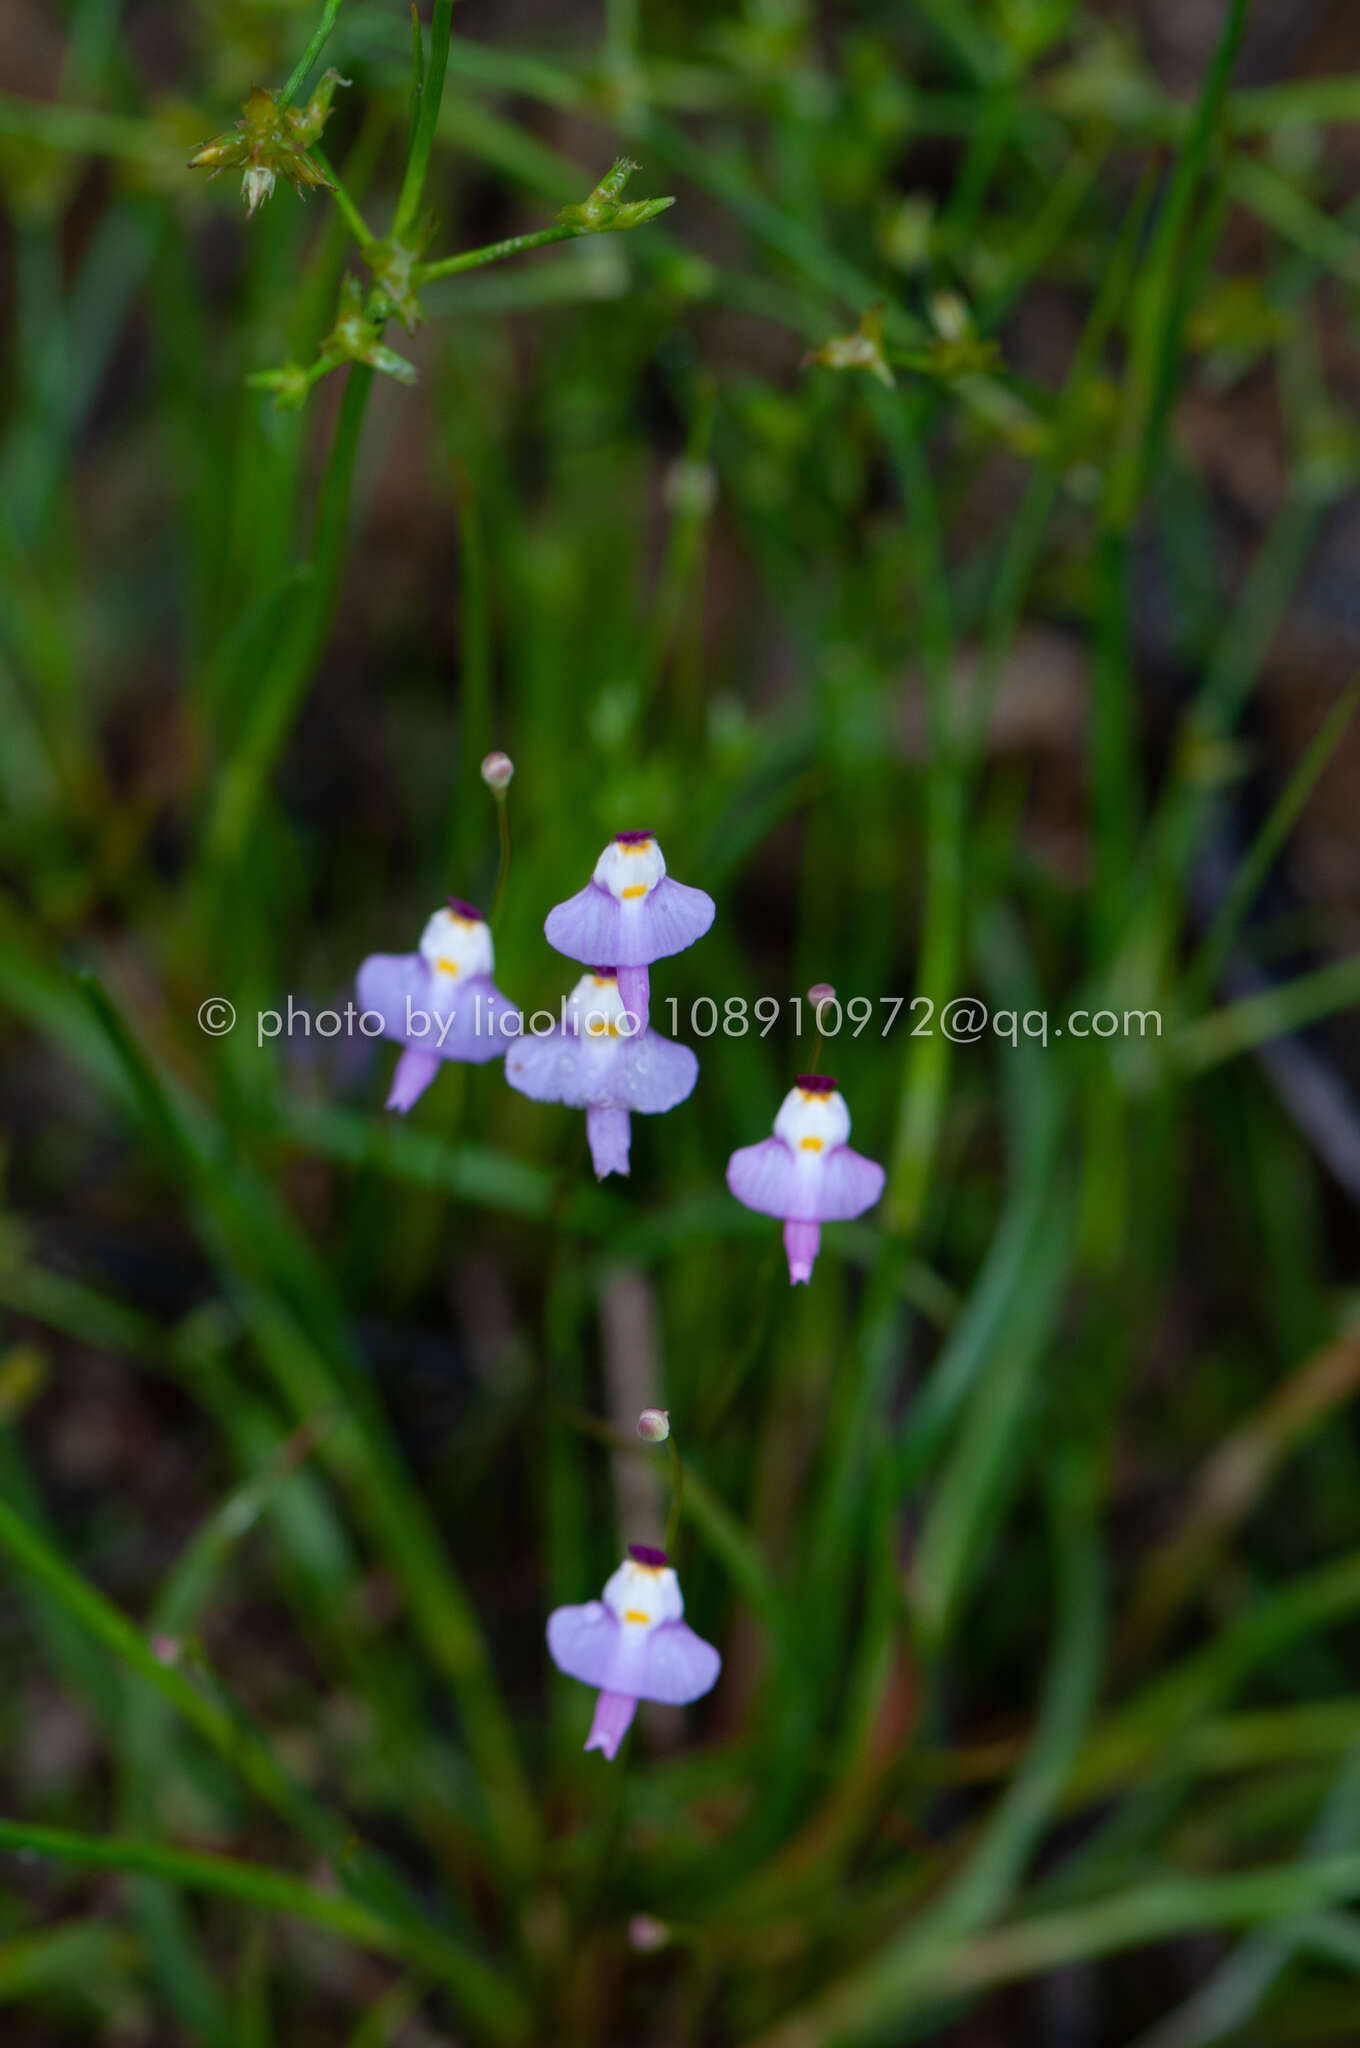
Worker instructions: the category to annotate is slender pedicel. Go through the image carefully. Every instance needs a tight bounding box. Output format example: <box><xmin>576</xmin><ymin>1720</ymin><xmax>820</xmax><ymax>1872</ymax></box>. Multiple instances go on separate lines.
<box><xmin>807</xmin><ymin>983</ymin><xmax>836</xmax><ymax>1076</ymax></box>
<box><xmin>480</xmin><ymin>752</ymin><xmax>514</xmax><ymax>923</ymax></box>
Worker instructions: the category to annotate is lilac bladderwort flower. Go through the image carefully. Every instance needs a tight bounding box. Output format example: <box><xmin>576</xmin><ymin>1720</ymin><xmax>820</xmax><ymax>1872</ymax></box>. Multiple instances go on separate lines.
<box><xmin>726</xmin><ymin>1074</ymin><xmax>885</xmax><ymax>1285</ymax></box>
<box><xmin>547</xmin><ymin>1544</ymin><xmax>721</xmax><ymax>1762</ymax></box>
<box><xmin>543</xmin><ymin>831</ymin><xmax>714</xmax><ymax>1029</ymax></box>
<box><xmin>356</xmin><ymin>899</ymin><xmax>520</xmax><ymax>1113</ymax></box>
<box><xmin>504</xmin><ymin>970</ymin><xmax>697</xmax><ymax>1179</ymax></box>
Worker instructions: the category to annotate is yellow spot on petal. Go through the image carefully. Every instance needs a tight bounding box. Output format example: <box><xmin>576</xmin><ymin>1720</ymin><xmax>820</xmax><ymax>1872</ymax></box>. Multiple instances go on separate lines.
<box><xmin>592</xmin><ymin>975</ymin><xmax>614</xmax><ymax>987</ymax></box>
<box><xmin>800</xmin><ymin>1136</ymin><xmax>823</xmax><ymax>1151</ymax></box>
<box><xmin>621</xmin><ymin>840</ymin><xmax>653</xmax><ymax>856</ymax></box>
<box><xmin>622</xmin><ymin>884</ymin><xmax>648</xmax><ymax>899</ymax></box>
<box><xmin>624</xmin><ymin>1609</ymin><xmax>649</xmax><ymax>1624</ymax></box>
<box><xmin>436</xmin><ymin>958</ymin><xmax>460</xmax><ymax>975</ymax></box>
<box><xmin>449</xmin><ymin>914</ymin><xmax>477</xmax><ymax>929</ymax></box>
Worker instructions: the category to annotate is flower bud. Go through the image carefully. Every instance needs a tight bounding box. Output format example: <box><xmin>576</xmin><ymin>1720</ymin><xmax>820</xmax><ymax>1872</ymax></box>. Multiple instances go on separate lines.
<box><xmin>803</xmin><ymin>307</ymin><xmax>894</xmax><ymax>390</ymax></box>
<box><xmin>808</xmin><ymin>983</ymin><xmax>836</xmax><ymax>1009</ymax></box>
<box><xmin>663</xmin><ymin>457</ymin><xmax>717</xmax><ymax>519</ymax></box>
<box><xmin>929</xmin><ymin>289</ymin><xmax>970</xmax><ymax>343</ymax></box>
<box><xmin>629</xmin><ymin>1914</ymin><xmax>671</xmax><ymax>1952</ymax></box>
<box><xmin>481</xmin><ymin>751</ymin><xmax>514</xmax><ymax>792</ymax></box>
<box><xmin>558</xmin><ymin>157</ymin><xmax>675</xmax><ymax>234</ymax></box>
<box><xmin>637</xmin><ymin>1407</ymin><xmax>670</xmax><ymax>1442</ymax></box>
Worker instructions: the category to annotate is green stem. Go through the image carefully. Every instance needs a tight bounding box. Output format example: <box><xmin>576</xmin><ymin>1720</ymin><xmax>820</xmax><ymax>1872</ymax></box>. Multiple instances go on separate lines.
<box><xmin>393</xmin><ymin>0</ymin><xmax>454</xmax><ymax>238</ymax></box>
<box><xmin>203</xmin><ymin>364</ymin><xmax>373</xmax><ymax>869</ymax></box>
<box><xmin>76</xmin><ymin>972</ymin><xmax>541</xmax><ymax>1883</ymax></box>
<box><xmin>873</xmin><ymin>390</ymin><xmax>961</xmax><ymax>1237</ymax></box>
<box><xmin>279</xmin><ymin>0</ymin><xmax>346</xmax><ymax>110</ymax></box>
<box><xmin>754</xmin><ymin>1858</ymin><xmax>1360</xmax><ymax>2046</ymax></box>
<box><xmin>0</xmin><ymin>1486</ymin><xmax>387</xmax><ymax>1904</ymax></box>
<box><xmin>418</xmin><ymin>223</ymin><xmax>581</xmax><ymax>283</ymax></box>
<box><xmin>663</xmin><ymin>1433</ymin><xmax>686</xmax><ymax>1558</ymax></box>
<box><xmin>311</xmin><ymin>146</ymin><xmax>377</xmax><ymax>252</ymax></box>
<box><xmin>489</xmin><ymin>790</ymin><xmax>512</xmax><ymax>924</ymax></box>
<box><xmin>0</xmin><ymin>1820</ymin><xmax>530</xmax><ymax>2041</ymax></box>
<box><xmin>449</xmin><ymin>461</ymin><xmax>492</xmax><ymax>879</ymax></box>
<box><xmin>1182</xmin><ymin>681</ymin><xmax>1360</xmax><ymax>1012</ymax></box>
<box><xmin>1178</xmin><ymin>956</ymin><xmax>1360</xmax><ymax>1075</ymax></box>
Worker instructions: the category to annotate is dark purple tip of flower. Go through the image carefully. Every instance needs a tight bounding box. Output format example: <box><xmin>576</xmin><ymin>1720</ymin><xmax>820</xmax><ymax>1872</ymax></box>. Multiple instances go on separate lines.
<box><xmin>446</xmin><ymin>897</ymin><xmax>483</xmax><ymax>921</ymax></box>
<box><xmin>614</xmin><ymin>829</ymin><xmax>655</xmax><ymax>845</ymax></box>
<box><xmin>797</xmin><ymin>1073</ymin><xmax>838</xmax><ymax>1094</ymax></box>
<box><xmin>588</xmin><ymin>966</ymin><xmax>618</xmax><ymax>979</ymax></box>
<box><xmin>628</xmin><ymin>1543</ymin><xmax>668</xmax><ymax>1568</ymax></box>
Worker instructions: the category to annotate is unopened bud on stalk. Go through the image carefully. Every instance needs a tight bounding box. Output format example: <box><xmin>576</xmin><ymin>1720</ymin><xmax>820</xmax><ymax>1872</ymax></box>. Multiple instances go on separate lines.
<box><xmin>928</xmin><ymin>290</ymin><xmax>970</xmax><ymax>342</ymax></box>
<box><xmin>558</xmin><ymin>157</ymin><xmax>675</xmax><ymax>234</ymax></box>
<box><xmin>637</xmin><ymin>1407</ymin><xmax>670</xmax><ymax>1442</ymax></box>
<box><xmin>808</xmin><ymin>983</ymin><xmax>836</xmax><ymax>1009</ymax></box>
<box><xmin>481</xmin><ymin>751</ymin><xmax>514</xmax><ymax>792</ymax></box>
<box><xmin>629</xmin><ymin>1914</ymin><xmax>671</xmax><ymax>1952</ymax></box>
<box><xmin>802</xmin><ymin>307</ymin><xmax>895</xmax><ymax>390</ymax></box>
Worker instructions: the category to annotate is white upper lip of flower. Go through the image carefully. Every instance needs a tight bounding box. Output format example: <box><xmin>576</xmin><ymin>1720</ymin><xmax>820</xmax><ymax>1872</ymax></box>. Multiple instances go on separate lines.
<box><xmin>418</xmin><ymin>907</ymin><xmax>494</xmax><ymax>981</ymax></box>
<box><xmin>593</xmin><ymin>836</ymin><xmax>666</xmax><ymax>902</ymax></box>
<box><xmin>566</xmin><ymin>973</ymin><xmax>640</xmax><ymax>1038</ymax></box>
<box><xmin>602</xmin><ymin>1558</ymin><xmax>684</xmax><ymax>1629</ymax></box>
<box><xmin>773</xmin><ymin>1087</ymin><xmax>851</xmax><ymax>1154</ymax></box>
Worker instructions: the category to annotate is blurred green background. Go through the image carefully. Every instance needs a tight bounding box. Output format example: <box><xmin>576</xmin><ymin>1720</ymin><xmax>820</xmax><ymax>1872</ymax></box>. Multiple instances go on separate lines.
<box><xmin>3</xmin><ymin>0</ymin><xmax>1360</xmax><ymax>2041</ymax></box>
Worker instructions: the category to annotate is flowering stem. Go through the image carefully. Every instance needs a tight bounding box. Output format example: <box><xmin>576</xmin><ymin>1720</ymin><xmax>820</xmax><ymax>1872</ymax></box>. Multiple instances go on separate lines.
<box><xmin>279</xmin><ymin>0</ymin><xmax>347</xmax><ymax>110</ymax></box>
<box><xmin>310</xmin><ymin>146</ymin><xmax>377</xmax><ymax>253</ymax></box>
<box><xmin>203</xmin><ymin>365</ymin><xmax>373</xmax><ymax>867</ymax></box>
<box><xmin>416</xmin><ymin>223</ymin><xmax>582</xmax><ymax>284</ymax></box>
<box><xmin>489</xmin><ymin>790</ymin><xmax>512</xmax><ymax>925</ymax></box>
<box><xmin>663</xmin><ymin>1431</ymin><xmax>686</xmax><ymax>1557</ymax></box>
<box><xmin>393</xmin><ymin>0</ymin><xmax>453</xmax><ymax>238</ymax></box>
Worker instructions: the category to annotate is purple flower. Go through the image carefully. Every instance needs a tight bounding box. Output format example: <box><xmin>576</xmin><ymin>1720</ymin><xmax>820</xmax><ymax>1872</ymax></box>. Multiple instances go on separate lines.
<box><xmin>547</xmin><ymin>1543</ymin><xmax>721</xmax><ymax>1761</ymax></box>
<box><xmin>356</xmin><ymin>899</ymin><xmax>521</xmax><ymax>1113</ymax></box>
<box><xmin>504</xmin><ymin>970</ymin><xmax>697</xmax><ymax>1180</ymax></box>
<box><xmin>726</xmin><ymin>1074</ymin><xmax>885</xmax><ymax>1285</ymax></box>
<box><xmin>544</xmin><ymin>832</ymin><xmax>714</xmax><ymax>1028</ymax></box>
